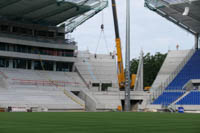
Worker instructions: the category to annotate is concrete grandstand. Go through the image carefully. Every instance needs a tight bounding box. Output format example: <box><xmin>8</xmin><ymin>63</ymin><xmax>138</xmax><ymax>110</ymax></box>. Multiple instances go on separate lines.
<box><xmin>0</xmin><ymin>0</ymin><xmax>149</xmax><ymax>112</ymax></box>
<box><xmin>0</xmin><ymin>0</ymin><xmax>117</xmax><ymax>112</ymax></box>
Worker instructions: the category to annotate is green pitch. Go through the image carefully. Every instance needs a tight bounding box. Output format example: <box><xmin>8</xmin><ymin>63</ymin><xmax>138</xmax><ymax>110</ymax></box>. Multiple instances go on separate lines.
<box><xmin>0</xmin><ymin>112</ymin><xmax>200</xmax><ymax>133</ymax></box>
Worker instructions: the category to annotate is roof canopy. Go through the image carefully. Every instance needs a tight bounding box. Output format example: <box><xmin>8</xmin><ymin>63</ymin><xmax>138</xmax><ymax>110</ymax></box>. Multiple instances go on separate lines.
<box><xmin>145</xmin><ymin>0</ymin><xmax>200</xmax><ymax>35</ymax></box>
<box><xmin>0</xmin><ymin>0</ymin><xmax>108</xmax><ymax>30</ymax></box>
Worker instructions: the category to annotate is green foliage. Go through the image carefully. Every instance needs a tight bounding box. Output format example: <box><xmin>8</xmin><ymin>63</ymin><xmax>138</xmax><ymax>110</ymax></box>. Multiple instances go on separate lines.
<box><xmin>130</xmin><ymin>52</ymin><xmax>167</xmax><ymax>87</ymax></box>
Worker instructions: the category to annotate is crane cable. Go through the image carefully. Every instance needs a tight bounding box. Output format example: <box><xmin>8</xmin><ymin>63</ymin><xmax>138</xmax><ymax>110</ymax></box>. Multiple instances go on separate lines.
<box><xmin>95</xmin><ymin>2</ymin><xmax>109</xmax><ymax>54</ymax></box>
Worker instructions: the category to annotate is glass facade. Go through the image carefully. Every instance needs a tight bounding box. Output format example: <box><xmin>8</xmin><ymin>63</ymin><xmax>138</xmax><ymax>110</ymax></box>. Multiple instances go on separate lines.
<box><xmin>34</xmin><ymin>61</ymin><xmax>54</xmax><ymax>71</ymax></box>
<box><xmin>13</xmin><ymin>59</ymin><xmax>31</xmax><ymax>69</ymax></box>
<box><xmin>0</xmin><ymin>42</ymin><xmax>74</xmax><ymax>57</ymax></box>
<box><xmin>56</xmin><ymin>62</ymin><xmax>73</xmax><ymax>72</ymax></box>
<box><xmin>0</xmin><ymin>23</ymin><xmax>75</xmax><ymax>72</ymax></box>
<box><xmin>0</xmin><ymin>57</ymin><xmax>73</xmax><ymax>72</ymax></box>
<box><xmin>0</xmin><ymin>58</ymin><xmax>9</xmax><ymax>68</ymax></box>
<box><xmin>0</xmin><ymin>24</ymin><xmax>64</xmax><ymax>40</ymax></box>
<box><xmin>0</xmin><ymin>43</ymin><xmax>9</xmax><ymax>51</ymax></box>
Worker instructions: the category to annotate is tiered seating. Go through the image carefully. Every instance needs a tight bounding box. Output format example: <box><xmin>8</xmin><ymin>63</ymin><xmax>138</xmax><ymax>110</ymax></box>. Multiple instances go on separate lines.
<box><xmin>0</xmin><ymin>89</ymin><xmax>83</xmax><ymax>109</ymax></box>
<box><xmin>153</xmin><ymin>50</ymin><xmax>200</xmax><ymax>106</ymax></box>
<box><xmin>166</xmin><ymin>50</ymin><xmax>200</xmax><ymax>90</ymax></box>
<box><xmin>176</xmin><ymin>91</ymin><xmax>200</xmax><ymax>105</ymax></box>
<box><xmin>153</xmin><ymin>91</ymin><xmax>185</xmax><ymax>106</ymax></box>
<box><xmin>0</xmin><ymin>68</ymin><xmax>86</xmax><ymax>110</ymax></box>
<box><xmin>0</xmin><ymin>68</ymin><xmax>86</xmax><ymax>88</ymax></box>
<box><xmin>76</xmin><ymin>51</ymin><xmax>118</xmax><ymax>88</ymax></box>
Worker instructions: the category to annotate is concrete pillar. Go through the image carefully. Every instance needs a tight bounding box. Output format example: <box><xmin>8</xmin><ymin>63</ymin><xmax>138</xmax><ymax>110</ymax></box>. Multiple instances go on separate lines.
<box><xmin>9</xmin><ymin>59</ymin><xmax>13</xmax><ymax>68</ymax></box>
<box><xmin>10</xmin><ymin>26</ymin><xmax>13</xmax><ymax>33</ymax></box>
<box><xmin>53</xmin><ymin>62</ymin><xmax>57</xmax><ymax>71</ymax></box>
<box><xmin>72</xmin><ymin>63</ymin><xmax>75</xmax><ymax>72</ymax></box>
<box><xmin>9</xmin><ymin>44</ymin><xmax>14</xmax><ymax>52</ymax></box>
<box><xmin>31</xmin><ymin>61</ymin><xmax>34</xmax><ymax>70</ymax></box>
<box><xmin>195</xmin><ymin>34</ymin><xmax>199</xmax><ymax>50</ymax></box>
<box><xmin>32</xmin><ymin>29</ymin><xmax>35</xmax><ymax>37</ymax></box>
<box><xmin>99</xmin><ymin>81</ymin><xmax>102</xmax><ymax>92</ymax></box>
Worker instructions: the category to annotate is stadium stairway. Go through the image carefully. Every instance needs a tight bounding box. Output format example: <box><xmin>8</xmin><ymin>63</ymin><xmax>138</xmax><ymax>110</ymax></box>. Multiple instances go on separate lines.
<box><xmin>35</xmin><ymin>70</ymin><xmax>85</xmax><ymax>109</ymax></box>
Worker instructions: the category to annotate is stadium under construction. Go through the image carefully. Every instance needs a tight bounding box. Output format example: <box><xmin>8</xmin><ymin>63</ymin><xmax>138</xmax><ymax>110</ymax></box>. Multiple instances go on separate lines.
<box><xmin>0</xmin><ymin>0</ymin><xmax>200</xmax><ymax>113</ymax></box>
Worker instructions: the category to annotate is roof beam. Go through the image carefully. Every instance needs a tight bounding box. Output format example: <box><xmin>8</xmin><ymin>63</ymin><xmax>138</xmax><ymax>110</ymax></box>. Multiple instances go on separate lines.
<box><xmin>146</xmin><ymin>4</ymin><xmax>197</xmax><ymax>35</ymax></box>
<box><xmin>172</xmin><ymin>5</ymin><xmax>200</xmax><ymax>23</ymax></box>
<box><xmin>33</xmin><ymin>6</ymin><xmax>75</xmax><ymax>22</ymax></box>
<box><xmin>49</xmin><ymin>8</ymin><xmax>88</xmax><ymax>25</ymax></box>
<box><xmin>0</xmin><ymin>0</ymin><xmax>22</xmax><ymax>10</ymax></box>
<box><xmin>18</xmin><ymin>1</ymin><xmax>56</xmax><ymax>17</ymax></box>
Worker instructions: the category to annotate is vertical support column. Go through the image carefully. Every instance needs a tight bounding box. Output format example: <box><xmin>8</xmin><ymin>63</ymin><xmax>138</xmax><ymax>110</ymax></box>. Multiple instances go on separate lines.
<box><xmin>31</xmin><ymin>60</ymin><xmax>34</xmax><ymax>70</ymax></box>
<box><xmin>10</xmin><ymin>26</ymin><xmax>13</xmax><ymax>33</ymax></box>
<box><xmin>195</xmin><ymin>34</ymin><xmax>199</xmax><ymax>50</ymax></box>
<box><xmin>72</xmin><ymin>63</ymin><xmax>76</xmax><ymax>72</ymax></box>
<box><xmin>53</xmin><ymin>62</ymin><xmax>57</xmax><ymax>71</ymax></box>
<box><xmin>26</xmin><ymin>61</ymin><xmax>28</xmax><ymax>69</ymax></box>
<box><xmin>32</xmin><ymin>29</ymin><xmax>35</xmax><ymax>37</ymax></box>
<box><xmin>9</xmin><ymin>59</ymin><xmax>13</xmax><ymax>68</ymax></box>
<box><xmin>9</xmin><ymin>44</ymin><xmax>14</xmax><ymax>52</ymax></box>
<box><xmin>125</xmin><ymin>0</ymin><xmax>131</xmax><ymax>112</ymax></box>
<box><xmin>99</xmin><ymin>81</ymin><xmax>102</xmax><ymax>92</ymax></box>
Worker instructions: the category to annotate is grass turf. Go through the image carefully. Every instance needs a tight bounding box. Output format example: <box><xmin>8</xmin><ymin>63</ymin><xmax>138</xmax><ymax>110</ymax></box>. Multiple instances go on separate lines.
<box><xmin>0</xmin><ymin>112</ymin><xmax>200</xmax><ymax>133</ymax></box>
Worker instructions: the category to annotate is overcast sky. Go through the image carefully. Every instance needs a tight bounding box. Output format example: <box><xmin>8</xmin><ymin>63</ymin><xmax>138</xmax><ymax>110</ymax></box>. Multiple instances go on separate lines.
<box><xmin>71</xmin><ymin>0</ymin><xmax>194</xmax><ymax>59</ymax></box>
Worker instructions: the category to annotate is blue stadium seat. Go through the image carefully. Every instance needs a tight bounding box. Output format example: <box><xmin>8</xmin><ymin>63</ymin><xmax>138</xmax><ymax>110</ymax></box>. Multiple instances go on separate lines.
<box><xmin>153</xmin><ymin>50</ymin><xmax>200</xmax><ymax>106</ymax></box>
<box><xmin>153</xmin><ymin>91</ymin><xmax>185</xmax><ymax>106</ymax></box>
<box><xmin>176</xmin><ymin>91</ymin><xmax>200</xmax><ymax>105</ymax></box>
<box><xmin>166</xmin><ymin>50</ymin><xmax>200</xmax><ymax>90</ymax></box>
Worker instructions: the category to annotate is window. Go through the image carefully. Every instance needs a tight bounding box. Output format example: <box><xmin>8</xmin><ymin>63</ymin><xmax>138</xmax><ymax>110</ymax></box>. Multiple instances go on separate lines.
<box><xmin>0</xmin><ymin>25</ymin><xmax>10</xmax><ymax>32</ymax></box>
<box><xmin>13</xmin><ymin>27</ymin><xmax>20</xmax><ymax>33</ymax></box>
<box><xmin>43</xmin><ymin>61</ymin><xmax>53</xmax><ymax>71</ymax></box>
<box><xmin>92</xmin><ymin>83</ymin><xmax>100</xmax><ymax>87</ymax></box>
<box><xmin>17</xmin><ymin>45</ymin><xmax>27</xmax><ymax>53</ymax></box>
<box><xmin>34</xmin><ymin>61</ymin><xmax>43</xmax><ymax>70</ymax></box>
<box><xmin>34</xmin><ymin>60</ymin><xmax>53</xmax><ymax>71</ymax></box>
<box><xmin>13</xmin><ymin>59</ymin><xmax>27</xmax><ymax>69</ymax></box>
<box><xmin>48</xmin><ymin>32</ymin><xmax>54</xmax><ymax>38</ymax></box>
<box><xmin>27</xmin><ymin>60</ymin><xmax>32</xmax><ymax>69</ymax></box>
<box><xmin>57</xmin><ymin>32</ymin><xmax>64</xmax><ymax>37</ymax></box>
<box><xmin>102</xmin><ymin>83</ymin><xmax>112</xmax><ymax>91</ymax></box>
<box><xmin>0</xmin><ymin>58</ymin><xmax>9</xmax><ymax>68</ymax></box>
<box><xmin>37</xmin><ymin>30</ymin><xmax>48</xmax><ymax>37</ymax></box>
<box><xmin>56</xmin><ymin>62</ymin><xmax>73</xmax><ymax>72</ymax></box>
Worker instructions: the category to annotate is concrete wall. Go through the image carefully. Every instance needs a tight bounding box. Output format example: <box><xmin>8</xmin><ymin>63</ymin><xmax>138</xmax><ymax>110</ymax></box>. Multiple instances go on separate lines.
<box><xmin>151</xmin><ymin>50</ymin><xmax>192</xmax><ymax>93</ymax></box>
<box><xmin>78</xmin><ymin>90</ymin><xmax>97</xmax><ymax>112</ymax></box>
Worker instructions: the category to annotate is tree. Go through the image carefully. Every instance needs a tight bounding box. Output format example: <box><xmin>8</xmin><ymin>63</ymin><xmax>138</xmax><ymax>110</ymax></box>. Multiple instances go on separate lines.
<box><xmin>130</xmin><ymin>52</ymin><xmax>167</xmax><ymax>87</ymax></box>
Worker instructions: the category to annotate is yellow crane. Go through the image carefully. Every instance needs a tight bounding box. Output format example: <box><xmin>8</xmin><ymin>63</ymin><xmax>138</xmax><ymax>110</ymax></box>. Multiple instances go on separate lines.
<box><xmin>111</xmin><ymin>0</ymin><xmax>136</xmax><ymax>90</ymax></box>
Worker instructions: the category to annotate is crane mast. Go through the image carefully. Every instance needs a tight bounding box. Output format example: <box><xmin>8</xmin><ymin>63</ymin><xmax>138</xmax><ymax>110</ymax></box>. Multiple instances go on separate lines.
<box><xmin>111</xmin><ymin>0</ymin><xmax>125</xmax><ymax>89</ymax></box>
